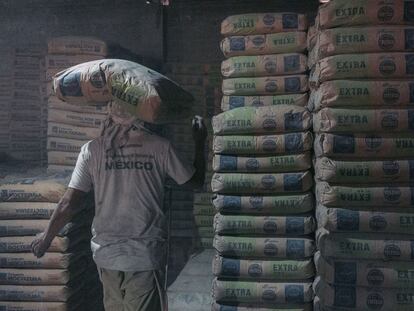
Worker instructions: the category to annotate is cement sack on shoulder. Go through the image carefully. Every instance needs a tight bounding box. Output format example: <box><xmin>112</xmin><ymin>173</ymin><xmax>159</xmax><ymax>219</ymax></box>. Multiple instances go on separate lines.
<box><xmin>312</xmin><ymin>80</ymin><xmax>414</xmax><ymax>111</ymax></box>
<box><xmin>211</xmin><ymin>172</ymin><xmax>313</xmax><ymax>194</ymax></box>
<box><xmin>0</xmin><ymin>220</ymin><xmax>80</xmax><ymax>237</ymax></box>
<box><xmin>0</xmin><ymin>302</ymin><xmax>75</xmax><ymax>311</ymax></box>
<box><xmin>0</xmin><ymin>236</ymin><xmax>79</xmax><ymax>253</ymax></box>
<box><xmin>213</xmin><ymin>132</ymin><xmax>313</xmax><ymax>155</ymax></box>
<box><xmin>313</xmin><ymin>277</ymin><xmax>414</xmax><ymax>311</ymax></box>
<box><xmin>48</xmin><ymin>108</ymin><xmax>105</xmax><ymax>128</ymax></box>
<box><xmin>48</xmin><ymin>36</ymin><xmax>108</xmax><ymax>56</ymax></box>
<box><xmin>48</xmin><ymin>97</ymin><xmax>108</xmax><ymax>114</ymax></box>
<box><xmin>221</xmin><ymin>93</ymin><xmax>308</xmax><ymax>111</ymax></box>
<box><xmin>307</xmin><ymin>25</ymin><xmax>317</xmax><ymax>50</ymax></box>
<box><xmin>316</xmin><ymin>182</ymin><xmax>414</xmax><ymax>208</ymax></box>
<box><xmin>212</xmin><ymin>279</ymin><xmax>313</xmax><ymax>304</ymax></box>
<box><xmin>314</xmin><ymin>108</ymin><xmax>414</xmax><ymax>133</ymax></box>
<box><xmin>193</xmin><ymin>192</ymin><xmax>213</xmax><ymax>205</ymax></box>
<box><xmin>221</xmin><ymin>13</ymin><xmax>308</xmax><ymax>36</ymax></box>
<box><xmin>222</xmin><ymin>54</ymin><xmax>307</xmax><ymax>78</ymax></box>
<box><xmin>315</xmin><ymin>157</ymin><xmax>414</xmax><ymax>183</ymax></box>
<box><xmin>310</xmin><ymin>53</ymin><xmax>414</xmax><ymax>88</ymax></box>
<box><xmin>314</xmin><ymin>133</ymin><xmax>414</xmax><ymax>159</ymax></box>
<box><xmin>214</xmin><ymin>214</ymin><xmax>315</xmax><ymax>235</ymax></box>
<box><xmin>47</xmin><ymin>137</ymin><xmax>85</xmax><ymax>153</ymax></box>
<box><xmin>0</xmin><ymin>284</ymin><xmax>77</xmax><ymax>302</ymax></box>
<box><xmin>316</xmin><ymin>228</ymin><xmax>414</xmax><ymax>261</ymax></box>
<box><xmin>193</xmin><ymin>204</ymin><xmax>215</xmax><ymax>216</ymax></box>
<box><xmin>220</xmin><ymin>32</ymin><xmax>307</xmax><ymax>57</ymax></box>
<box><xmin>47</xmin><ymin>151</ymin><xmax>79</xmax><ymax>167</ymax></box>
<box><xmin>214</xmin><ymin>236</ymin><xmax>315</xmax><ymax>259</ymax></box>
<box><xmin>194</xmin><ymin>215</ymin><xmax>213</xmax><ymax>227</ymax></box>
<box><xmin>0</xmin><ymin>252</ymin><xmax>85</xmax><ymax>269</ymax></box>
<box><xmin>47</xmin><ymin>165</ymin><xmax>74</xmax><ymax>175</ymax></box>
<box><xmin>315</xmin><ymin>251</ymin><xmax>414</xmax><ymax>288</ymax></box>
<box><xmin>213</xmin><ymin>193</ymin><xmax>314</xmax><ymax>215</ymax></box>
<box><xmin>0</xmin><ymin>268</ymin><xmax>78</xmax><ymax>285</ymax></box>
<box><xmin>212</xmin><ymin>303</ymin><xmax>313</xmax><ymax>311</ymax></box>
<box><xmin>47</xmin><ymin>122</ymin><xmax>100</xmax><ymax>141</ymax></box>
<box><xmin>212</xmin><ymin>105</ymin><xmax>311</xmax><ymax>135</ymax></box>
<box><xmin>213</xmin><ymin>254</ymin><xmax>315</xmax><ymax>280</ymax></box>
<box><xmin>0</xmin><ymin>202</ymin><xmax>56</xmax><ymax>219</ymax></box>
<box><xmin>222</xmin><ymin>75</ymin><xmax>308</xmax><ymax>96</ymax></box>
<box><xmin>317</xmin><ymin>0</ymin><xmax>414</xmax><ymax>29</ymax></box>
<box><xmin>213</xmin><ymin>153</ymin><xmax>311</xmax><ymax>173</ymax></box>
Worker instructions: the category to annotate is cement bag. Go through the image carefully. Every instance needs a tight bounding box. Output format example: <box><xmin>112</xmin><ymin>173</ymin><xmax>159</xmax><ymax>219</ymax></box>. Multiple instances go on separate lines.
<box><xmin>47</xmin><ymin>122</ymin><xmax>100</xmax><ymax>141</ymax></box>
<box><xmin>193</xmin><ymin>204</ymin><xmax>215</xmax><ymax>216</ymax></box>
<box><xmin>213</xmin><ymin>132</ymin><xmax>313</xmax><ymax>155</ymax></box>
<box><xmin>53</xmin><ymin>59</ymin><xmax>194</xmax><ymax>124</ymax></box>
<box><xmin>194</xmin><ymin>237</ymin><xmax>213</xmax><ymax>249</ymax></box>
<box><xmin>315</xmin><ymin>157</ymin><xmax>414</xmax><ymax>183</ymax></box>
<box><xmin>221</xmin><ymin>32</ymin><xmax>307</xmax><ymax>57</ymax></box>
<box><xmin>0</xmin><ymin>268</ymin><xmax>80</xmax><ymax>285</ymax></box>
<box><xmin>214</xmin><ymin>236</ymin><xmax>315</xmax><ymax>259</ymax></box>
<box><xmin>47</xmin><ymin>165</ymin><xmax>74</xmax><ymax>175</ymax></box>
<box><xmin>222</xmin><ymin>54</ymin><xmax>307</xmax><ymax>78</ymax></box>
<box><xmin>213</xmin><ymin>153</ymin><xmax>311</xmax><ymax>173</ymax></box>
<box><xmin>212</xmin><ymin>303</ymin><xmax>313</xmax><ymax>311</ymax></box>
<box><xmin>47</xmin><ymin>137</ymin><xmax>84</xmax><ymax>153</ymax></box>
<box><xmin>48</xmin><ymin>151</ymin><xmax>79</xmax><ymax>167</ymax></box>
<box><xmin>0</xmin><ymin>302</ymin><xmax>74</xmax><ymax>311</ymax></box>
<box><xmin>307</xmin><ymin>25</ymin><xmax>317</xmax><ymax>50</ymax></box>
<box><xmin>213</xmin><ymin>255</ymin><xmax>315</xmax><ymax>280</ymax></box>
<box><xmin>212</xmin><ymin>106</ymin><xmax>311</xmax><ymax>135</ymax></box>
<box><xmin>314</xmin><ymin>133</ymin><xmax>414</xmax><ymax>159</ymax></box>
<box><xmin>48</xmin><ymin>97</ymin><xmax>108</xmax><ymax>115</ymax></box>
<box><xmin>314</xmin><ymin>108</ymin><xmax>414</xmax><ymax>133</ymax></box>
<box><xmin>222</xmin><ymin>75</ymin><xmax>308</xmax><ymax>96</ymax></box>
<box><xmin>212</xmin><ymin>279</ymin><xmax>313</xmax><ymax>304</ymax></box>
<box><xmin>316</xmin><ymin>0</ymin><xmax>414</xmax><ymax>29</ymax></box>
<box><xmin>0</xmin><ymin>236</ymin><xmax>77</xmax><ymax>253</ymax></box>
<box><xmin>0</xmin><ymin>252</ymin><xmax>85</xmax><ymax>269</ymax></box>
<box><xmin>193</xmin><ymin>192</ymin><xmax>213</xmax><ymax>205</ymax></box>
<box><xmin>0</xmin><ymin>220</ymin><xmax>80</xmax><ymax>237</ymax></box>
<box><xmin>316</xmin><ymin>228</ymin><xmax>414</xmax><ymax>261</ymax></box>
<box><xmin>312</xmin><ymin>80</ymin><xmax>414</xmax><ymax>111</ymax></box>
<box><xmin>197</xmin><ymin>227</ymin><xmax>214</xmax><ymax>238</ymax></box>
<box><xmin>0</xmin><ymin>202</ymin><xmax>56</xmax><ymax>219</ymax></box>
<box><xmin>0</xmin><ymin>284</ymin><xmax>77</xmax><ymax>302</ymax></box>
<box><xmin>213</xmin><ymin>193</ymin><xmax>314</xmax><ymax>215</ymax></box>
<box><xmin>310</xmin><ymin>53</ymin><xmax>414</xmax><ymax>88</ymax></box>
<box><xmin>194</xmin><ymin>215</ymin><xmax>213</xmax><ymax>227</ymax></box>
<box><xmin>316</xmin><ymin>182</ymin><xmax>414</xmax><ymax>208</ymax></box>
<box><xmin>48</xmin><ymin>36</ymin><xmax>108</xmax><ymax>56</ymax></box>
<box><xmin>211</xmin><ymin>172</ymin><xmax>313</xmax><ymax>194</ymax></box>
<box><xmin>221</xmin><ymin>93</ymin><xmax>308</xmax><ymax>111</ymax></box>
<box><xmin>48</xmin><ymin>108</ymin><xmax>106</xmax><ymax>128</ymax></box>
<box><xmin>221</xmin><ymin>13</ymin><xmax>308</xmax><ymax>36</ymax></box>
<box><xmin>214</xmin><ymin>214</ymin><xmax>315</xmax><ymax>235</ymax></box>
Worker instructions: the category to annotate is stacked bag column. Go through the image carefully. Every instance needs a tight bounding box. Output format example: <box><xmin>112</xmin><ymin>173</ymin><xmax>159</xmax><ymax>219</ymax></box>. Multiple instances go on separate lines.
<box><xmin>309</xmin><ymin>1</ymin><xmax>414</xmax><ymax>310</ymax></box>
<box><xmin>211</xmin><ymin>12</ymin><xmax>316</xmax><ymax>311</ymax></box>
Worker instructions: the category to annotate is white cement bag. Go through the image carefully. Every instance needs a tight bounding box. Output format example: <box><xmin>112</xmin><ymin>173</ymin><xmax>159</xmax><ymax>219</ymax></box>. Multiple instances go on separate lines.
<box><xmin>47</xmin><ymin>137</ymin><xmax>85</xmax><ymax>153</ymax></box>
<box><xmin>212</xmin><ymin>303</ymin><xmax>313</xmax><ymax>311</ymax></box>
<box><xmin>0</xmin><ymin>284</ymin><xmax>78</xmax><ymax>302</ymax></box>
<box><xmin>0</xmin><ymin>268</ymin><xmax>78</xmax><ymax>285</ymax></box>
<box><xmin>221</xmin><ymin>93</ymin><xmax>308</xmax><ymax>111</ymax></box>
<box><xmin>0</xmin><ymin>220</ymin><xmax>79</xmax><ymax>237</ymax></box>
<box><xmin>0</xmin><ymin>202</ymin><xmax>56</xmax><ymax>219</ymax></box>
<box><xmin>0</xmin><ymin>236</ymin><xmax>80</xmax><ymax>253</ymax></box>
<box><xmin>0</xmin><ymin>252</ymin><xmax>85</xmax><ymax>269</ymax></box>
<box><xmin>48</xmin><ymin>36</ymin><xmax>108</xmax><ymax>56</ymax></box>
<box><xmin>48</xmin><ymin>108</ymin><xmax>106</xmax><ymax>128</ymax></box>
<box><xmin>47</xmin><ymin>151</ymin><xmax>79</xmax><ymax>167</ymax></box>
<box><xmin>47</xmin><ymin>122</ymin><xmax>100</xmax><ymax>141</ymax></box>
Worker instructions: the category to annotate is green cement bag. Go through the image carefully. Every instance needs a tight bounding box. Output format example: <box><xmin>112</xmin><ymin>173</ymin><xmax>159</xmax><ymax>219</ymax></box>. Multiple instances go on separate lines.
<box><xmin>212</xmin><ymin>106</ymin><xmax>311</xmax><ymax>135</ymax></box>
<box><xmin>194</xmin><ymin>215</ymin><xmax>214</xmax><ymax>227</ymax></box>
<box><xmin>197</xmin><ymin>226</ymin><xmax>214</xmax><ymax>238</ymax></box>
<box><xmin>212</xmin><ymin>303</ymin><xmax>313</xmax><ymax>311</ymax></box>
<box><xmin>221</xmin><ymin>93</ymin><xmax>308</xmax><ymax>111</ymax></box>
<box><xmin>0</xmin><ymin>202</ymin><xmax>56</xmax><ymax>219</ymax></box>
<box><xmin>193</xmin><ymin>204</ymin><xmax>215</xmax><ymax>216</ymax></box>
<box><xmin>193</xmin><ymin>192</ymin><xmax>213</xmax><ymax>205</ymax></box>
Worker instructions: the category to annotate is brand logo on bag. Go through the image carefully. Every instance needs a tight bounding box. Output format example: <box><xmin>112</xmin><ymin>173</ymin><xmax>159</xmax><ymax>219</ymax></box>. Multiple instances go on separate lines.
<box><xmin>379</xmin><ymin>59</ymin><xmax>397</xmax><ymax>75</ymax></box>
<box><xmin>263</xmin><ymin>241</ymin><xmax>278</xmax><ymax>256</ymax></box>
<box><xmin>263</xmin><ymin>221</ymin><xmax>278</xmax><ymax>234</ymax></box>
<box><xmin>263</xmin><ymin>14</ymin><xmax>276</xmax><ymax>26</ymax></box>
<box><xmin>378</xmin><ymin>6</ymin><xmax>394</xmax><ymax>22</ymax></box>
<box><xmin>285</xmin><ymin>285</ymin><xmax>304</xmax><ymax>303</ymax></box>
<box><xmin>265</xmin><ymin>81</ymin><xmax>278</xmax><ymax>92</ymax></box>
<box><xmin>381</xmin><ymin>113</ymin><xmax>398</xmax><ymax>130</ymax></box>
<box><xmin>369</xmin><ymin>215</ymin><xmax>388</xmax><ymax>231</ymax></box>
<box><xmin>249</xmin><ymin>196</ymin><xmax>263</xmax><ymax>209</ymax></box>
<box><xmin>261</xmin><ymin>175</ymin><xmax>276</xmax><ymax>189</ymax></box>
<box><xmin>248</xmin><ymin>263</ymin><xmax>263</xmax><ymax>277</ymax></box>
<box><xmin>382</xmin><ymin>87</ymin><xmax>400</xmax><ymax>104</ymax></box>
<box><xmin>262</xmin><ymin>139</ymin><xmax>277</xmax><ymax>152</ymax></box>
<box><xmin>365</xmin><ymin>135</ymin><xmax>383</xmax><ymax>149</ymax></box>
<box><xmin>384</xmin><ymin>187</ymin><xmax>401</xmax><ymax>202</ymax></box>
<box><xmin>252</xmin><ymin>99</ymin><xmax>264</xmax><ymax>107</ymax></box>
<box><xmin>384</xmin><ymin>244</ymin><xmax>402</xmax><ymax>259</ymax></box>
<box><xmin>252</xmin><ymin>36</ymin><xmax>266</xmax><ymax>46</ymax></box>
<box><xmin>367</xmin><ymin>269</ymin><xmax>385</xmax><ymax>286</ymax></box>
<box><xmin>262</xmin><ymin>289</ymin><xmax>277</xmax><ymax>301</ymax></box>
<box><xmin>222</xmin><ymin>259</ymin><xmax>240</xmax><ymax>276</ymax></box>
<box><xmin>366</xmin><ymin>293</ymin><xmax>384</xmax><ymax>310</ymax></box>
<box><xmin>265</xmin><ymin>61</ymin><xmax>277</xmax><ymax>74</ymax></box>
<box><xmin>89</xmin><ymin>70</ymin><xmax>106</xmax><ymax>88</ymax></box>
<box><xmin>262</xmin><ymin>119</ymin><xmax>277</xmax><ymax>131</ymax></box>
<box><xmin>246</xmin><ymin>159</ymin><xmax>259</xmax><ymax>171</ymax></box>
<box><xmin>383</xmin><ymin>161</ymin><xmax>400</xmax><ymax>175</ymax></box>
<box><xmin>379</xmin><ymin>33</ymin><xmax>395</xmax><ymax>50</ymax></box>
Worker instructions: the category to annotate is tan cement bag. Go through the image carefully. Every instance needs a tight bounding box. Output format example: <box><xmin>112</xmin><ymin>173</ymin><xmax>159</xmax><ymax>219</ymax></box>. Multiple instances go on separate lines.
<box><xmin>315</xmin><ymin>157</ymin><xmax>414</xmax><ymax>183</ymax></box>
<box><xmin>314</xmin><ymin>133</ymin><xmax>414</xmax><ymax>159</ymax></box>
<box><xmin>213</xmin><ymin>193</ymin><xmax>314</xmax><ymax>215</ymax></box>
<box><xmin>213</xmin><ymin>279</ymin><xmax>313</xmax><ymax>304</ymax></box>
<box><xmin>48</xmin><ymin>108</ymin><xmax>106</xmax><ymax>128</ymax></box>
<box><xmin>214</xmin><ymin>214</ymin><xmax>315</xmax><ymax>235</ymax></box>
<box><xmin>48</xmin><ymin>97</ymin><xmax>108</xmax><ymax>114</ymax></box>
<box><xmin>0</xmin><ymin>252</ymin><xmax>84</xmax><ymax>269</ymax></box>
<box><xmin>0</xmin><ymin>220</ymin><xmax>80</xmax><ymax>237</ymax></box>
<box><xmin>221</xmin><ymin>93</ymin><xmax>308</xmax><ymax>111</ymax></box>
<box><xmin>214</xmin><ymin>236</ymin><xmax>315</xmax><ymax>259</ymax></box>
<box><xmin>0</xmin><ymin>202</ymin><xmax>56</xmax><ymax>219</ymax></box>
<box><xmin>314</xmin><ymin>108</ymin><xmax>414</xmax><ymax>133</ymax></box>
<box><xmin>316</xmin><ymin>228</ymin><xmax>414</xmax><ymax>261</ymax></box>
<box><xmin>213</xmin><ymin>153</ymin><xmax>311</xmax><ymax>173</ymax></box>
<box><xmin>211</xmin><ymin>172</ymin><xmax>313</xmax><ymax>194</ymax></box>
<box><xmin>316</xmin><ymin>182</ymin><xmax>414</xmax><ymax>208</ymax></box>
<box><xmin>212</xmin><ymin>303</ymin><xmax>313</xmax><ymax>311</ymax></box>
<box><xmin>222</xmin><ymin>54</ymin><xmax>307</xmax><ymax>78</ymax></box>
<box><xmin>47</xmin><ymin>151</ymin><xmax>79</xmax><ymax>167</ymax></box>
<box><xmin>194</xmin><ymin>215</ymin><xmax>213</xmax><ymax>227</ymax></box>
<box><xmin>193</xmin><ymin>192</ymin><xmax>213</xmax><ymax>205</ymax></box>
<box><xmin>0</xmin><ymin>236</ymin><xmax>75</xmax><ymax>253</ymax></box>
<box><xmin>48</xmin><ymin>36</ymin><xmax>108</xmax><ymax>56</ymax></box>
<box><xmin>213</xmin><ymin>255</ymin><xmax>315</xmax><ymax>280</ymax></box>
<box><xmin>0</xmin><ymin>284</ymin><xmax>77</xmax><ymax>302</ymax></box>
<box><xmin>193</xmin><ymin>204</ymin><xmax>215</xmax><ymax>216</ymax></box>
<box><xmin>47</xmin><ymin>137</ymin><xmax>85</xmax><ymax>153</ymax></box>
<box><xmin>315</xmin><ymin>251</ymin><xmax>414</xmax><ymax>288</ymax></box>
<box><xmin>222</xmin><ymin>75</ymin><xmax>308</xmax><ymax>96</ymax></box>
<box><xmin>0</xmin><ymin>302</ymin><xmax>75</xmax><ymax>311</ymax></box>
<box><xmin>316</xmin><ymin>0</ymin><xmax>414</xmax><ymax>29</ymax></box>
<box><xmin>221</xmin><ymin>32</ymin><xmax>307</xmax><ymax>57</ymax></box>
<box><xmin>221</xmin><ymin>13</ymin><xmax>308</xmax><ymax>36</ymax></box>
<box><xmin>47</xmin><ymin>122</ymin><xmax>100</xmax><ymax>141</ymax></box>
<box><xmin>0</xmin><ymin>269</ymin><xmax>77</xmax><ymax>285</ymax></box>
<box><xmin>213</xmin><ymin>132</ymin><xmax>313</xmax><ymax>155</ymax></box>
<box><xmin>212</xmin><ymin>106</ymin><xmax>311</xmax><ymax>135</ymax></box>
<box><xmin>47</xmin><ymin>165</ymin><xmax>75</xmax><ymax>175</ymax></box>
<box><xmin>311</xmin><ymin>80</ymin><xmax>414</xmax><ymax>111</ymax></box>
<box><xmin>307</xmin><ymin>25</ymin><xmax>317</xmax><ymax>50</ymax></box>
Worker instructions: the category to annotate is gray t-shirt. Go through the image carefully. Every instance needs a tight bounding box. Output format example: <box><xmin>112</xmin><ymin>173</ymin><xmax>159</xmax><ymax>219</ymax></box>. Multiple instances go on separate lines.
<box><xmin>68</xmin><ymin>129</ymin><xmax>195</xmax><ymax>271</ymax></box>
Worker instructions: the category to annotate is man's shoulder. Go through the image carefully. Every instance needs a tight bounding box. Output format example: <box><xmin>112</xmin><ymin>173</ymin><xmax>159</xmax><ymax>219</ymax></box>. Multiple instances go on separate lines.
<box><xmin>81</xmin><ymin>138</ymin><xmax>102</xmax><ymax>154</ymax></box>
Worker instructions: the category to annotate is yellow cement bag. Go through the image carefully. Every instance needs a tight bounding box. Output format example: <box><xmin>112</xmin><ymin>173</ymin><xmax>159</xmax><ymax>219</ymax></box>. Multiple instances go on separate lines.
<box><xmin>213</xmin><ymin>255</ymin><xmax>315</xmax><ymax>280</ymax></box>
<box><xmin>47</xmin><ymin>137</ymin><xmax>84</xmax><ymax>153</ymax></box>
<box><xmin>212</xmin><ymin>106</ymin><xmax>311</xmax><ymax>135</ymax></box>
<box><xmin>47</xmin><ymin>108</ymin><xmax>106</xmax><ymax>128</ymax></box>
<box><xmin>314</xmin><ymin>108</ymin><xmax>414</xmax><ymax>133</ymax></box>
<box><xmin>0</xmin><ymin>252</ymin><xmax>85</xmax><ymax>269</ymax></box>
<box><xmin>0</xmin><ymin>220</ymin><xmax>80</xmax><ymax>237</ymax></box>
<box><xmin>212</xmin><ymin>303</ymin><xmax>313</xmax><ymax>311</ymax></box>
<box><xmin>211</xmin><ymin>172</ymin><xmax>313</xmax><ymax>194</ymax></box>
<box><xmin>221</xmin><ymin>13</ymin><xmax>308</xmax><ymax>36</ymax></box>
<box><xmin>222</xmin><ymin>75</ymin><xmax>308</xmax><ymax>96</ymax></box>
<box><xmin>47</xmin><ymin>122</ymin><xmax>100</xmax><ymax>141</ymax></box>
<box><xmin>213</xmin><ymin>132</ymin><xmax>313</xmax><ymax>155</ymax></box>
<box><xmin>221</xmin><ymin>93</ymin><xmax>308</xmax><ymax>111</ymax></box>
<box><xmin>316</xmin><ymin>182</ymin><xmax>414</xmax><ymax>208</ymax></box>
<box><xmin>214</xmin><ymin>214</ymin><xmax>315</xmax><ymax>235</ymax></box>
<box><xmin>314</xmin><ymin>133</ymin><xmax>414</xmax><ymax>159</ymax></box>
<box><xmin>48</xmin><ymin>97</ymin><xmax>108</xmax><ymax>115</ymax></box>
<box><xmin>48</xmin><ymin>36</ymin><xmax>107</xmax><ymax>56</ymax></box>
<box><xmin>0</xmin><ymin>284</ymin><xmax>78</xmax><ymax>302</ymax></box>
<box><xmin>315</xmin><ymin>157</ymin><xmax>414</xmax><ymax>183</ymax></box>
<box><xmin>0</xmin><ymin>236</ymin><xmax>81</xmax><ymax>253</ymax></box>
<box><xmin>222</xmin><ymin>54</ymin><xmax>307</xmax><ymax>78</ymax></box>
<box><xmin>213</xmin><ymin>193</ymin><xmax>314</xmax><ymax>215</ymax></box>
<box><xmin>47</xmin><ymin>151</ymin><xmax>79</xmax><ymax>167</ymax></box>
<box><xmin>193</xmin><ymin>204</ymin><xmax>215</xmax><ymax>216</ymax></box>
<box><xmin>0</xmin><ymin>269</ymin><xmax>79</xmax><ymax>285</ymax></box>
<box><xmin>213</xmin><ymin>279</ymin><xmax>313</xmax><ymax>304</ymax></box>
<box><xmin>0</xmin><ymin>202</ymin><xmax>56</xmax><ymax>219</ymax></box>
<box><xmin>214</xmin><ymin>236</ymin><xmax>315</xmax><ymax>259</ymax></box>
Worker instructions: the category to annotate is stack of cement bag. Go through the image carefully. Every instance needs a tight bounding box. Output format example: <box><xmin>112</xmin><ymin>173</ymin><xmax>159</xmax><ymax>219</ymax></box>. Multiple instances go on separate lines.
<box><xmin>309</xmin><ymin>1</ymin><xmax>414</xmax><ymax>310</ymax></box>
<box><xmin>0</xmin><ymin>46</ymin><xmax>14</xmax><ymax>157</ymax></box>
<box><xmin>211</xmin><ymin>13</ymin><xmax>315</xmax><ymax>311</ymax></box>
<box><xmin>45</xmin><ymin>37</ymin><xmax>108</xmax><ymax>174</ymax></box>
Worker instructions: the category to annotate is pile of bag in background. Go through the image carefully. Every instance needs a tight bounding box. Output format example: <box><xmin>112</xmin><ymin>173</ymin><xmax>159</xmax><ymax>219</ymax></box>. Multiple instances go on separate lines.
<box><xmin>309</xmin><ymin>1</ymin><xmax>414</xmax><ymax>310</ymax></box>
<box><xmin>211</xmin><ymin>12</ymin><xmax>316</xmax><ymax>311</ymax></box>
<box><xmin>45</xmin><ymin>36</ymin><xmax>108</xmax><ymax>174</ymax></box>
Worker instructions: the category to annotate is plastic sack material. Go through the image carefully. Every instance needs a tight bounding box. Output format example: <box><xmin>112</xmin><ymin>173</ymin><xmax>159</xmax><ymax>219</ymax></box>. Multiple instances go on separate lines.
<box><xmin>221</xmin><ymin>93</ymin><xmax>308</xmax><ymax>111</ymax></box>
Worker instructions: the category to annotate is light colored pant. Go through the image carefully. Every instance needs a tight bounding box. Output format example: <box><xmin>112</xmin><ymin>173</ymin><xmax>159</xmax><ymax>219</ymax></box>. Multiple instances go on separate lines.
<box><xmin>98</xmin><ymin>268</ymin><xmax>166</xmax><ymax>311</ymax></box>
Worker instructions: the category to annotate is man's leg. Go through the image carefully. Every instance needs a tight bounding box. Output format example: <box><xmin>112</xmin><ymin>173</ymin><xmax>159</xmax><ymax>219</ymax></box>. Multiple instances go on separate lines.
<box><xmin>98</xmin><ymin>268</ymin><xmax>125</xmax><ymax>311</ymax></box>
